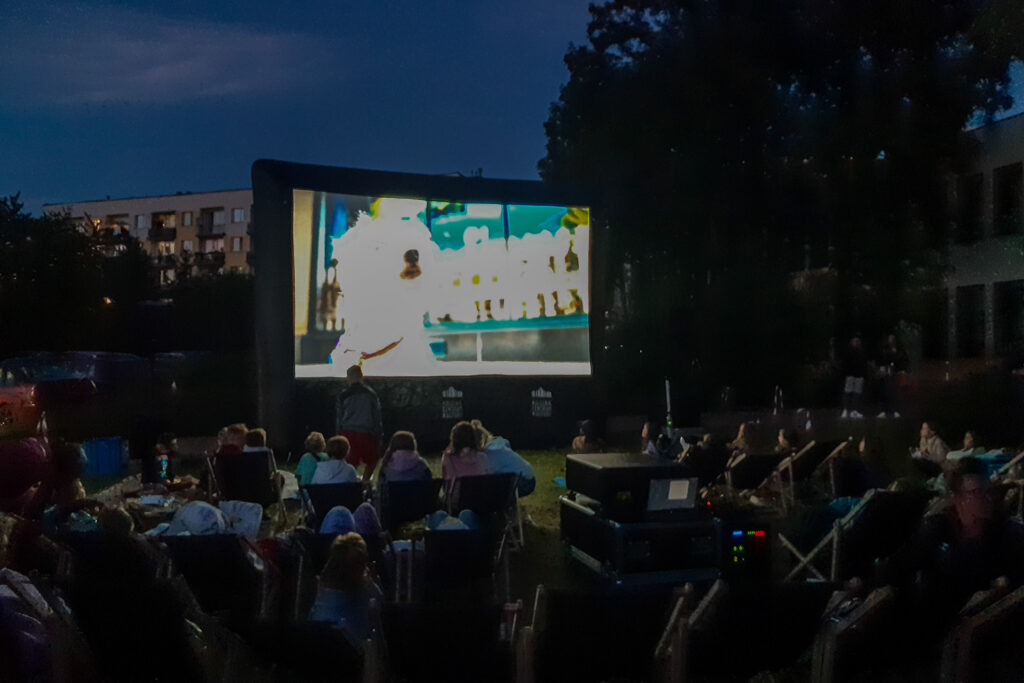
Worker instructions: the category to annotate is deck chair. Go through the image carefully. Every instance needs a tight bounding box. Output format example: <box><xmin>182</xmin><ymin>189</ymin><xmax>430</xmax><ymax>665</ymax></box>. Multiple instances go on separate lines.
<box><xmin>809</xmin><ymin>586</ymin><xmax>898</xmax><ymax>683</ymax></box>
<box><xmin>652</xmin><ymin>581</ymin><xmax>714</xmax><ymax>683</ymax></box>
<box><xmin>761</xmin><ymin>441</ymin><xmax>817</xmax><ymax>509</ymax></box>
<box><xmin>379</xmin><ymin>478</ymin><xmax>443</xmax><ymax>531</ymax></box>
<box><xmin>781</xmin><ymin>488</ymin><xmax>927</xmax><ymax>582</ymax></box>
<box><xmin>725</xmin><ymin>452</ymin><xmax>785</xmax><ymax>493</ymax></box>
<box><xmin>301</xmin><ymin>482</ymin><xmax>367</xmax><ymax>530</ymax></box>
<box><xmin>156</xmin><ymin>534</ymin><xmax>272</xmax><ymax>632</ymax></box>
<box><xmin>993</xmin><ymin>452</ymin><xmax>1024</xmax><ymax>518</ymax></box>
<box><xmin>940</xmin><ymin>585</ymin><xmax>1024</xmax><ymax>683</ymax></box>
<box><xmin>653</xmin><ymin>579</ymin><xmax>835</xmax><ymax>683</ymax></box>
<box><xmin>769</xmin><ymin>441</ymin><xmax>846</xmax><ymax>506</ymax></box>
<box><xmin>812</xmin><ymin>441</ymin><xmax>854</xmax><ymax>499</ymax></box>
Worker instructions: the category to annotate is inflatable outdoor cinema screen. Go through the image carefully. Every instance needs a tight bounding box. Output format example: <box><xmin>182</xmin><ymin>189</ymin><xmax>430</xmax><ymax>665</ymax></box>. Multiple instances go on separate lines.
<box><xmin>265</xmin><ymin>163</ymin><xmax>593</xmax><ymax>378</ymax></box>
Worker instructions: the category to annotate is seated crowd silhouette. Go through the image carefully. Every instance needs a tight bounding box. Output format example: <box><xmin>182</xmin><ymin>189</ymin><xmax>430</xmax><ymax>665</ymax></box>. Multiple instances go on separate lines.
<box><xmin>1</xmin><ymin>414</ymin><xmax>1023</xmax><ymax>682</ymax></box>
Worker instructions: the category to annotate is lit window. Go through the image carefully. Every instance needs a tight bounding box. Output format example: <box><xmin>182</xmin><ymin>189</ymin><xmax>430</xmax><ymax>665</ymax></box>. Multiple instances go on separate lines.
<box><xmin>232</xmin><ymin>236</ymin><xmax>243</xmax><ymax>252</ymax></box>
<box><xmin>182</xmin><ymin>212</ymin><xmax>193</xmax><ymax>227</ymax></box>
<box><xmin>232</xmin><ymin>208</ymin><xmax>246</xmax><ymax>223</ymax></box>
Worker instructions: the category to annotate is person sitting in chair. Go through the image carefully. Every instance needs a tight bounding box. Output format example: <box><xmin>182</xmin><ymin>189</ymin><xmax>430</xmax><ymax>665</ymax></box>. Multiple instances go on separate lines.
<box><xmin>441</xmin><ymin>421</ymin><xmax>489</xmax><ymax>483</ymax></box>
<box><xmin>571</xmin><ymin>420</ymin><xmax>605</xmax><ymax>454</ymax></box>
<box><xmin>244</xmin><ymin>428</ymin><xmax>268</xmax><ymax>452</ymax></box>
<box><xmin>378</xmin><ymin>430</ymin><xmax>431</xmax><ymax>483</ymax></box>
<box><xmin>312</xmin><ymin>436</ymin><xmax>359</xmax><ymax>485</ymax></box>
<box><xmin>472</xmin><ymin>419</ymin><xmax>535</xmax><ymax>496</ymax></box>
<box><xmin>888</xmin><ymin>457</ymin><xmax>1024</xmax><ymax>626</ymax></box>
<box><xmin>296</xmin><ymin>432</ymin><xmax>329</xmax><ymax>487</ymax></box>
<box><xmin>309</xmin><ymin>532</ymin><xmax>382</xmax><ymax>644</ymax></box>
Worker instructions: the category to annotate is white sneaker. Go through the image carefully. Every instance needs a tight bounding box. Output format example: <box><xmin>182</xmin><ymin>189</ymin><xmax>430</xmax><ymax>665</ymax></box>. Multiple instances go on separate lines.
<box><xmin>841</xmin><ymin>410</ymin><xmax>849</xmax><ymax>419</ymax></box>
<box><xmin>850</xmin><ymin>410</ymin><xmax>864</xmax><ymax>419</ymax></box>
<box><xmin>877</xmin><ymin>412</ymin><xmax>888</xmax><ymax>419</ymax></box>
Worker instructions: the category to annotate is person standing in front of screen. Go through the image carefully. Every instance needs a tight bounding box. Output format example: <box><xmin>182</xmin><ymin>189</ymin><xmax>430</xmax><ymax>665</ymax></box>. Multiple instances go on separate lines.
<box><xmin>336</xmin><ymin>365</ymin><xmax>383</xmax><ymax>484</ymax></box>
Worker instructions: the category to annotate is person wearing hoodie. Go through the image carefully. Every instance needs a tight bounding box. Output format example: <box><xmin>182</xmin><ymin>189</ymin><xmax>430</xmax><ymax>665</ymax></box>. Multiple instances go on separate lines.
<box><xmin>312</xmin><ymin>436</ymin><xmax>359</xmax><ymax>484</ymax></box>
<box><xmin>378</xmin><ymin>431</ymin><xmax>431</xmax><ymax>482</ymax></box>
<box><xmin>296</xmin><ymin>432</ymin><xmax>329</xmax><ymax>487</ymax></box>
<box><xmin>472</xmin><ymin>420</ymin><xmax>535</xmax><ymax>496</ymax></box>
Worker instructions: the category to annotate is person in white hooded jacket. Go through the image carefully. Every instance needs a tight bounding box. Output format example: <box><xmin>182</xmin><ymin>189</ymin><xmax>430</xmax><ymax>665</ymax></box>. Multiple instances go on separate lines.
<box><xmin>472</xmin><ymin>420</ymin><xmax>536</xmax><ymax>496</ymax></box>
<box><xmin>378</xmin><ymin>431</ymin><xmax>431</xmax><ymax>482</ymax></box>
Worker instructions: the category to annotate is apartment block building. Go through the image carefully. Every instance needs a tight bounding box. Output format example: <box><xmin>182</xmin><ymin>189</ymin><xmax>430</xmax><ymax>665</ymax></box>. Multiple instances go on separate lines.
<box><xmin>43</xmin><ymin>189</ymin><xmax>253</xmax><ymax>284</ymax></box>
<box><xmin>947</xmin><ymin>113</ymin><xmax>1024</xmax><ymax>361</ymax></box>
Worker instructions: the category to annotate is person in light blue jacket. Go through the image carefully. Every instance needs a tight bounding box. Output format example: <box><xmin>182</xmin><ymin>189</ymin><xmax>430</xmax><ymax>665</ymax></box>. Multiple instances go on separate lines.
<box><xmin>471</xmin><ymin>420</ymin><xmax>535</xmax><ymax>496</ymax></box>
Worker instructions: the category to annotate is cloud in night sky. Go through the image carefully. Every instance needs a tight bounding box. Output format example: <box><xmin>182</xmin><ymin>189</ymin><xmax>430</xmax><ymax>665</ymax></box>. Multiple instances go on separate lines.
<box><xmin>0</xmin><ymin>3</ymin><xmax>338</xmax><ymax>107</ymax></box>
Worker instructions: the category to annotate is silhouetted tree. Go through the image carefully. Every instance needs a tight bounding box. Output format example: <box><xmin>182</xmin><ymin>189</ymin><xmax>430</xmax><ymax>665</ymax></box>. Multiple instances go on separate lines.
<box><xmin>543</xmin><ymin>0</ymin><xmax>1019</xmax><ymax>408</ymax></box>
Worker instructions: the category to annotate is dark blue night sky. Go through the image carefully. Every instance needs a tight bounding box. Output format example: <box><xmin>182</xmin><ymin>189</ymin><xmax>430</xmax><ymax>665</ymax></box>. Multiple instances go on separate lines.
<box><xmin>1</xmin><ymin>1</ymin><xmax>1021</xmax><ymax>216</ymax></box>
<box><xmin>0</xmin><ymin>0</ymin><xmax>594</xmax><ymax>214</ymax></box>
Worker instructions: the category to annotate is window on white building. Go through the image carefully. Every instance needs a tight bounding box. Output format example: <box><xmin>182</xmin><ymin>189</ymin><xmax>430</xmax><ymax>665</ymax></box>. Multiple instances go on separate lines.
<box><xmin>182</xmin><ymin>211</ymin><xmax>193</xmax><ymax>227</ymax></box>
<box><xmin>232</xmin><ymin>236</ymin><xmax>243</xmax><ymax>252</ymax></box>
<box><xmin>232</xmin><ymin>208</ymin><xmax>246</xmax><ymax>223</ymax></box>
<box><xmin>136</xmin><ymin>215</ymin><xmax>147</xmax><ymax>230</ymax></box>
<box><xmin>213</xmin><ymin>210</ymin><xmax>226</xmax><ymax>226</ymax></box>
<box><xmin>202</xmin><ymin>238</ymin><xmax>224</xmax><ymax>253</ymax></box>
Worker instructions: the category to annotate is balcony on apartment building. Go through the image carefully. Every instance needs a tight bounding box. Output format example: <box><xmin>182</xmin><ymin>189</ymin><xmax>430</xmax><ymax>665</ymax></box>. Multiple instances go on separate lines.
<box><xmin>147</xmin><ymin>226</ymin><xmax>177</xmax><ymax>243</ymax></box>
<box><xmin>151</xmin><ymin>253</ymin><xmax>177</xmax><ymax>269</ymax></box>
<box><xmin>147</xmin><ymin>212</ymin><xmax>178</xmax><ymax>243</ymax></box>
<box><xmin>194</xmin><ymin>251</ymin><xmax>226</xmax><ymax>272</ymax></box>
<box><xmin>197</xmin><ymin>209</ymin><xmax>227</xmax><ymax>238</ymax></box>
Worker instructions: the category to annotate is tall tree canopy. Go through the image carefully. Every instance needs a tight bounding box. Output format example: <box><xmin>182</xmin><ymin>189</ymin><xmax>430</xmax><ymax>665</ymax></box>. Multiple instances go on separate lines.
<box><xmin>542</xmin><ymin>0</ymin><xmax>1019</xmax><ymax>409</ymax></box>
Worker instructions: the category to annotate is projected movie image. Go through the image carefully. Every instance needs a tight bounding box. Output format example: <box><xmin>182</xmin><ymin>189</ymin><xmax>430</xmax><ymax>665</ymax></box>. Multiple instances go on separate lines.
<box><xmin>293</xmin><ymin>190</ymin><xmax>591</xmax><ymax>377</ymax></box>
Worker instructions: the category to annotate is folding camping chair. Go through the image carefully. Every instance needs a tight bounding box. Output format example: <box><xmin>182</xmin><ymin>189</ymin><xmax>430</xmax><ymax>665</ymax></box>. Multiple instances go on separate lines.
<box><xmin>446</xmin><ymin>472</ymin><xmax>518</xmax><ymax>519</ymax></box>
<box><xmin>379</xmin><ymin>478</ymin><xmax>443</xmax><ymax>532</ymax></box>
<box><xmin>780</xmin><ymin>488</ymin><xmax>926</xmax><ymax>582</ymax></box>
<box><xmin>156</xmin><ymin>533</ymin><xmax>277</xmax><ymax>629</ymax></box>
<box><xmin>940</xmin><ymin>585</ymin><xmax>1024</xmax><ymax>683</ymax></box>
<box><xmin>0</xmin><ymin>568</ymin><xmax>100</xmax><ymax>682</ymax></box>
<box><xmin>212</xmin><ymin>448</ymin><xmax>286</xmax><ymax>528</ymax></box>
<box><xmin>519</xmin><ymin>583</ymin><xmax>701</xmax><ymax>683</ymax></box>
<box><xmin>166</xmin><ymin>574</ymin><xmax>274</xmax><ymax>683</ymax></box>
<box><xmin>301</xmin><ymin>482</ymin><xmax>367</xmax><ymax>530</ymax></box>
<box><xmin>384</xmin><ymin>601</ymin><xmax>505</xmax><ymax>683</ymax></box>
<box><xmin>809</xmin><ymin>586</ymin><xmax>898</xmax><ymax>683</ymax></box>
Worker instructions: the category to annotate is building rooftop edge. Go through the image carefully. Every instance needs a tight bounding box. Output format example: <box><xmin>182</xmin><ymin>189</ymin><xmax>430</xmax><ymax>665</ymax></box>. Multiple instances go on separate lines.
<box><xmin>42</xmin><ymin>188</ymin><xmax>252</xmax><ymax>209</ymax></box>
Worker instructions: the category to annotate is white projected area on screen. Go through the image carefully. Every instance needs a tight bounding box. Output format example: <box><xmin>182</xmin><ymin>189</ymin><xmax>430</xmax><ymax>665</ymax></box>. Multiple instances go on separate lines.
<box><xmin>293</xmin><ymin>190</ymin><xmax>591</xmax><ymax>378</ymax></box>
